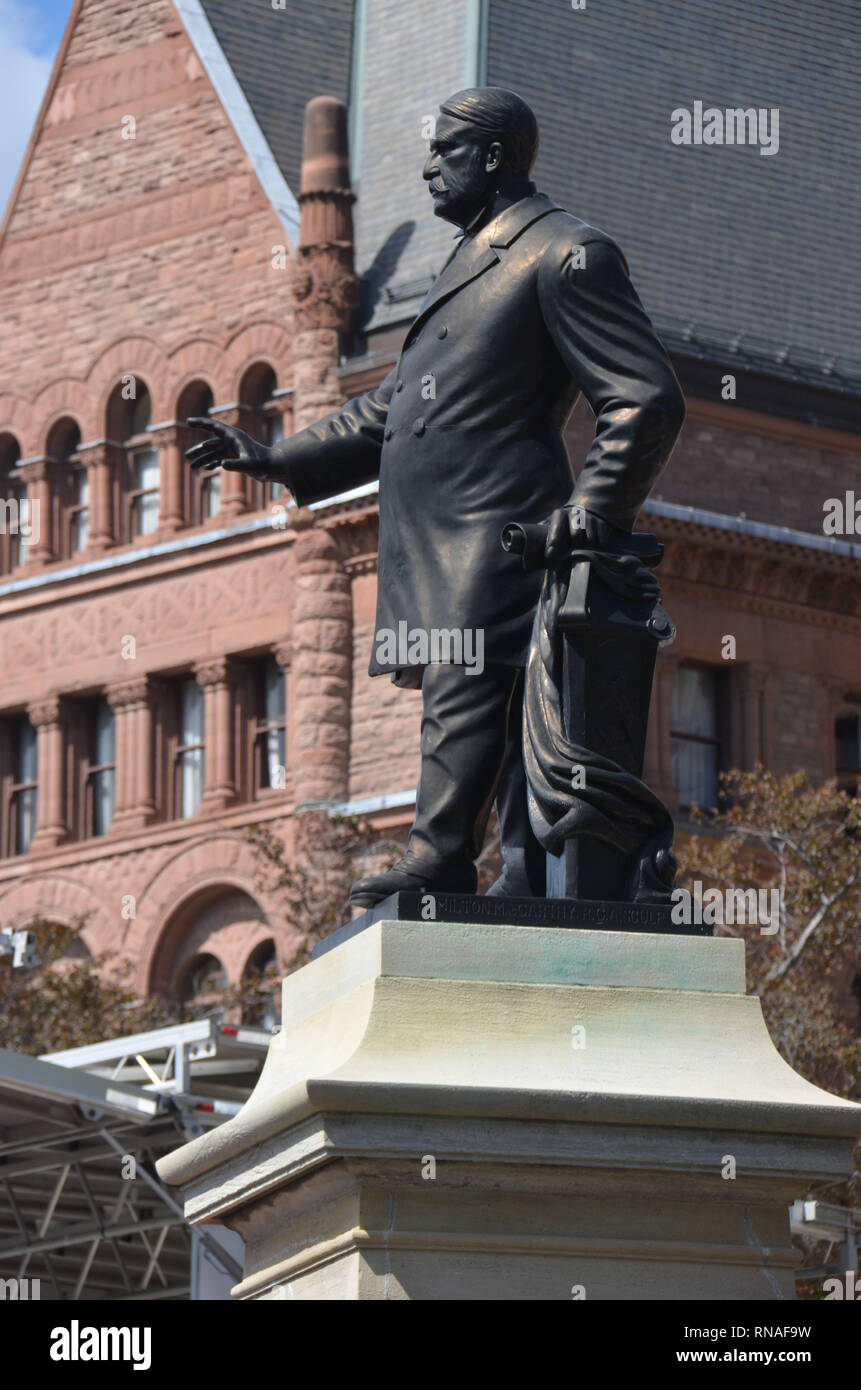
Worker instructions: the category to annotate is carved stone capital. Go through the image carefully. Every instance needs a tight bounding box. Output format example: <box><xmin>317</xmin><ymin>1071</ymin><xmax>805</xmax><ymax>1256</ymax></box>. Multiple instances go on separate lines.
<box><xmin>195</xmin><ymin>657</ymin><xmax>232</xmax><ymax>688</ymax></box>
<box><xmin>106</xmin><ymin>676</ymin><xmax>150</xmax><ymax>710</ymax></box>
<box><xmin>28</xmin><ymin>696</ymin><xmax>61</xmax><ymax>728</ymax></box>
<box><xmin>77</xmin><ymin>441</ymin><xmax>111</xmax><ymax>469</ymax></box>
<box><xmin>273</xmin><ymin>643</ymin><xmax>291</xmax><ymax>670</ymax></box>
<box><xmin>291</xmin><ymin>243</ymin><xmax>358</xmax><ymax>332</ymax></box>
<box><xmin>17</xmin><ymin>457</ymin><xmax>50</xmax><ymax>485</ymax></box>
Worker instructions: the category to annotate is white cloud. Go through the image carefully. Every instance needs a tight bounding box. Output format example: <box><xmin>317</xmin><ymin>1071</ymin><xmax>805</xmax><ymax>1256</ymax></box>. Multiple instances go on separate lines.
<box><xmin>0</xmin><ymin>0</ymin><xmax>56</xmax><ymax>222</ymax></box>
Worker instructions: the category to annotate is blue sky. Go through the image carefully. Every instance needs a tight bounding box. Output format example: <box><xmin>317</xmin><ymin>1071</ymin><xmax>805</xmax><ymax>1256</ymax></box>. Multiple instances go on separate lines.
<box><xmin>0</xmin><ymin>0</ymin><xmax>75</xmax><ymax>219</ymax></box>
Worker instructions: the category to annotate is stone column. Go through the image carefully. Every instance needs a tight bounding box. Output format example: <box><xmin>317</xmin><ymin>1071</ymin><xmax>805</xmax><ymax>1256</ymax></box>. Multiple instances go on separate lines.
<box><xmin>80</xmin><ymin>442</ymin><xmax>114</xmax><ymax>554</ymax></box>
<box><xmin>28</xmin><ymin>696</ymin><xmax>67</xmax><ymax>851</ymax></box>
<box><xmin>107</xmin><ymin>677</ymin><xmax>155</xmax><ymax>832</ymax></box>
<box><xmin>17</xmin><ymin>459</ymin><xmax>54</xmax><ymax>567</ymax></box>
<box><xmin>738</xmin><ymin>662</ymin><xmax>771</xmax><ymax>769</ymax></box>
<box><xmin>290</xmin><ymin>512</ymin><xmax>352</xmax><ymax>806</ymax></box>
<box><xmin>644</xmin><ymin>647</ymin><xmax>681</xmax><ymax>813</ymax></box>
<box><xmin>157</xmin><ymin>424</ymin><xmax>185</xmax><ymax>535</ymax></box>
<box><xmin>195</xmin><ymin>658</ymin><xmax>237</xmax><ymax>811</ymax></box>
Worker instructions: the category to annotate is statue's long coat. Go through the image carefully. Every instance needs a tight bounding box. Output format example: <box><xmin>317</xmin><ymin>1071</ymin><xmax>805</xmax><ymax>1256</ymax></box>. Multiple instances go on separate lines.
<box><xmin>275</xmin><ymin>192</ymin><xmax>685</xmax><ymax>678</ymax></box>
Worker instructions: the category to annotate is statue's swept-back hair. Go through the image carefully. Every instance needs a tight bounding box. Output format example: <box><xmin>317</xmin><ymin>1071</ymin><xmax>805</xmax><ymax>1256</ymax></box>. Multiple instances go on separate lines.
<box><xmin>439</xmin><ymin>87</ymin><xmax>539</xmax><ymax>176</ymax></box>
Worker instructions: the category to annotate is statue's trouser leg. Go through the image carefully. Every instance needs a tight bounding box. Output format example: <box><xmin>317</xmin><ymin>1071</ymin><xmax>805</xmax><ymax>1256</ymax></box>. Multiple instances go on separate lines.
<box><xmin>490</xmin><ymin>669</ymin><xmax>547</xmax><ymax>896</ymax></box>
<box><xmin>408</xmin><ymin>662</ymin><xmax>518</xmax><ymax>868</ymax></box>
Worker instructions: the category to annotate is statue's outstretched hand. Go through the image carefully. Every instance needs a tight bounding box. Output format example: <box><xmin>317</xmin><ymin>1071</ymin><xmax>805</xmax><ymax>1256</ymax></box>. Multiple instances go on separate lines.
<box><xmin>185</xmin><ymin>417</ymin><xmax>271</xmax><ymax>481</ymax></box>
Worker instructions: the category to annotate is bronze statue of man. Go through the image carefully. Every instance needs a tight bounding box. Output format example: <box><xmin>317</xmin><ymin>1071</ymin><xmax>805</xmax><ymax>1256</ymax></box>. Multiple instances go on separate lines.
<box><xmin>187</xmin><ymin>87</ymin><xmax>685</xmax><ymax>908</ymax></box>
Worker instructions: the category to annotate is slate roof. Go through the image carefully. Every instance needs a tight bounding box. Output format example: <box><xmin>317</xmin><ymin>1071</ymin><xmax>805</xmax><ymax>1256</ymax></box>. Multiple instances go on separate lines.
<box><xmin>486</xmin><ymin>0</ymin><xmax>861</xmax><ymax>392</ymax></box>
<box><xmin>197</xmin><ymin>0</ymin><xmax>354</xmax><ymax>197</ymax></box>
<box><xmin>182</xmin><ymin>0</ymin><xmax>859</xmax><ymax>395</ymax></box>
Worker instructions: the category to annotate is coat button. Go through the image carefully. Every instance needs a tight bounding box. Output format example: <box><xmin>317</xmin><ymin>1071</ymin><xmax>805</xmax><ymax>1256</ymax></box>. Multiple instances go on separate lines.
<box><xmin>412</xmin><ymin>417</ymin><xmax>425</xmax><ymax>436</ymax></box>
<box><xmin>395</xmin><ymin>379</ymin><xmax>404</xmax><ymax>392</ymax></box>
<box><xmin>437</xmin><ymin>325</ymin><xmax>448</xmax><ymax>339</ymax></box>
<box><xmin>384</xmin><ymin>426</ymin><xmax>393</xmax><ymax>441</ymax></box>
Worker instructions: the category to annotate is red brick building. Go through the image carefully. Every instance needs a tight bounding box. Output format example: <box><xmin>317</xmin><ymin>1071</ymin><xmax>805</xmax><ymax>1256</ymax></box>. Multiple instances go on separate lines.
<box><xmin>0</xmin><ymin>0</ymin><xmax>858</xmax><ymax>1014</ymax></box>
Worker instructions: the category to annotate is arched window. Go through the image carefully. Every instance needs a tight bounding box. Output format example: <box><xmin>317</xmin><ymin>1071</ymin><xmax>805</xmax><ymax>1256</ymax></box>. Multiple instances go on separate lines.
<box><xmin>238</xmin><ymin>363</ymin><xmax>289</xmax><ymax>510</ymax></box>
<box><xmin>107</xmin><ymin>382</ymin><xmax>159</xmax><ymax>541</ymax></box>
<box><xmin>179</xmin><ymin>952</ymin><xmax>228</xmax><ymax>1004</ymax></box>
<box><xmin>241</xmin><ymin>939</ymin><xmax>279</xmax><ymax>1029</ymax></box>
<box><xmin>47</xmin><ymin>418</ymin><xmax>88</xmax><ymax>557</ymax></box>
<box><xmin>0</xmin><ymin>434</ymin><xmax>27</xmax><ymax>572</ymax></box>
<box><xmin>178</xmin><ymin>381</ymin><xmax>218</xmax><ymax>525</ymax></box>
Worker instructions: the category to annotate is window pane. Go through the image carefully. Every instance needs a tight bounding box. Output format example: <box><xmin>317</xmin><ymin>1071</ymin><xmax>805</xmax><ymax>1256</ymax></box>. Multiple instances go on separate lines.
<box><xmin>181</xmin><ymin>679</ymin><xmax>204</xmax><ymax>743</ymax></box>
<box><xmin>202</xmin><ymin>471</ymin><xmax>221</xmax><ymax>517</ymax></box>
<box><xmin>266</xmin><ymin>726</ymin><xmax>286</xmax><ymax>788</ymax></box>
<box><xmin>671</xmin><ymin>667</ymin><xmax>717</xmax><ymax>739</ymax></box>
<box><xmin>264</xmin><ymin>659</ymin><xmax>285</xmax><ymax>721</ymax></box>
<box><xmin>131</xmin><ymin>389</ymin><xmax>152</xmax><ymax>435</ymax></box>
<box><xmin>836</xmin><ymin>715</ymin><xmax>861</xmax><ymax>769</ymax></box>
<box><xmin>671</xmin><ymin>736</ymin><xmax>718</xmax><ymax>810</ymax></box>
<box><xmin>75</xmin><ymin>468</ymin><xmax>89</xmax><ymax>506</ymax></box>
<box><xmin>95</xmin><ymin>700</ymin><xmax>115</xmax><ymax>763</ymax></box>
<box><xmin>19</xmin><ymin>720</ymin><xmax>37</xmax><ymax>781</ymax></box>
<box><xmin>14</xmin><ymin>489</ymin><xmax>28</xmax><ymax>564</ymax></box>
<box><xmin>179</xmin><ymin>748</ymin><xmax>203</xmax><ymax>818</ymax></box>
<box><xmin>73</xmin><ymin>507</ymin><xmax>90</xmax><ymax>552</ymax></box>
<box><xmin>16</xmin><ymin>788</ymin><xmax>37</xmax><ymax>853</ymax></box>
<box><xmin>92</xmin><ymin>768</ymin><xmax>115</xmax><ymax>836</ymax></box>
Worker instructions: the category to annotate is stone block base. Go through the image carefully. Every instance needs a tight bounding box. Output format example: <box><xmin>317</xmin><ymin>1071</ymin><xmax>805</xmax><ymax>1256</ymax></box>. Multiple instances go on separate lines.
<box><xmin>157</xmin><ymin>920</ymin><xmax>861</xmax><ymax>1300</ymax></box>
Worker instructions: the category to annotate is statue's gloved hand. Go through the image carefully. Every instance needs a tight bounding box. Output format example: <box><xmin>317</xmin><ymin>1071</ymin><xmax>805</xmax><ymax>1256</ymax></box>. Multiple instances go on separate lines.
<box><xmin>544</xmin><ymin>504</ymin><xmax>627</xmax><ymax>562</ymax></box>
<box><xmin>185</xmin><ymin>417</ymin><xmax>272</xmax><ymax>483</ymax></box>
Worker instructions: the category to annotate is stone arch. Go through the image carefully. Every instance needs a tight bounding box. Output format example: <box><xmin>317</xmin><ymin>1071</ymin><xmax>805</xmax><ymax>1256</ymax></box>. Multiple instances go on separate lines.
<box><xmin>223</xmin><ymin>321</ymin><xmax>293</xmax><ymax>398</ymax></box>
<box><xmin>167</xmin><ymin>337</ymin><xmax>226</xmax><ymax>408</ymax></box>
<box><xmin>146</xmin><ymin>885</ymin><xmax>272</xmax><ymax>997</ymax></box>
<box><xmin>33</xmin><ymin>378</ymin><xmax>94</xmax><ymax>447</ymax></box>
<box><xmin>86</xmin><ymin>335</ymin><xmax>172</xmax><ymax>427</ymax></box>
<box><xmin>0</xmin><ymin>396</ymin><xmax>32</xmax><ymax>454</ymax></box>
<box><xmin>128</xmin><ymin>833</ymin><xmax>290</xmax><ymax>992</ymax></box>
<box><xmin>0</xmin><ymin>874</ymin><xmax>111</xmax><ymax>958</ymax></box>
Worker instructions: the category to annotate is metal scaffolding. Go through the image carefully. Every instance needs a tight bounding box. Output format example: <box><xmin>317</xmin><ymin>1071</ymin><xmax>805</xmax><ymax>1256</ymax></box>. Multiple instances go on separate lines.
<box><xmin>0</xmin><ymin>1020</ymin><xmax>270</xmax><ymax>1300</ymax></box>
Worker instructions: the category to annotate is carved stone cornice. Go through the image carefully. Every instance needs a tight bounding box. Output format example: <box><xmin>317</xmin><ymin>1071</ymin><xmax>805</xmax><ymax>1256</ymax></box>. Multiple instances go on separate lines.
<box><xmin>660</xmin><ymin>530</ymin><xmax>861</xmax><ymax>631</ymax></box>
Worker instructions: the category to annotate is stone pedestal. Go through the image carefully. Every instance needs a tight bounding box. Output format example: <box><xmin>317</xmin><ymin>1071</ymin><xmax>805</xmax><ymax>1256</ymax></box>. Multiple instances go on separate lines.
<box><xmin>157</xmin><ymin>921</ymin><xmax>861</xmax><ymax>1301</ymax></box>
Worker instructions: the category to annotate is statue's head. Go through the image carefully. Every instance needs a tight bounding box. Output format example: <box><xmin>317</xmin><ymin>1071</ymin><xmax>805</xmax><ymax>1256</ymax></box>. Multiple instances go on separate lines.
<box><xmin>423</xmin><ymin>86</ymin><xmax>539</xmax><ymax>227</ymax></box>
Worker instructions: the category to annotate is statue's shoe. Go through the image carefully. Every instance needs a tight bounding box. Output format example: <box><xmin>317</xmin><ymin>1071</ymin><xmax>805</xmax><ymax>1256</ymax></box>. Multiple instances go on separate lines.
<box><xmin>349</xmin><ymin>852</ymin><xmax>477</xmax><ymax>908</ymax></box>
